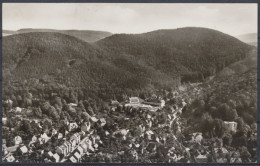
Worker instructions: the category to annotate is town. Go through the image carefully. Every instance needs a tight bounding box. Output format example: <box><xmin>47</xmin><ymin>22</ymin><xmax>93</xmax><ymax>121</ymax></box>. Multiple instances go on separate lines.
<box><xmin>2</xmin><ymin>82</ymin><xmax>256</xmax><ymax>163</ymax></box>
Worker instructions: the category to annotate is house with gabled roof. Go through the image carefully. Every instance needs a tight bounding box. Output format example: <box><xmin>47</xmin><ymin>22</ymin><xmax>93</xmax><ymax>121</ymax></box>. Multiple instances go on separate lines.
<box><xmin>5</xmin><ymin>154</ymin><xmax>15</xmax><ymax>162</ymax></box>
<box><xmin>14</xmin><ymin>136</ymin><xmax>22</xmax><ymax>145</ymax></box>
<box><xmin>52</xmin><ymin>153</ymin><xmax>60</xmax><ymax>162</ymax></box>
<box><xmin>71</xmin><ymin>133</ymin><xmax>81</xmax><ymax>144</ymax></box>
<box><xmin>73</xmin><ymin>152</ymin><xmax>81</xmax><ymax>162</ymax></box>
<box><xmin>75</xmin><ymin>146</ymin><xmax>84</xmax><ymax>156</ymax></box>
<box><xmin>19</xmin><ymin>145</ymin><xmax>28</xmax><ymax>154</ymax></box>
<box><xmin>69</xmin><ymin>156</ymin><xmax>77</xmax><ymax>163</ymax></box>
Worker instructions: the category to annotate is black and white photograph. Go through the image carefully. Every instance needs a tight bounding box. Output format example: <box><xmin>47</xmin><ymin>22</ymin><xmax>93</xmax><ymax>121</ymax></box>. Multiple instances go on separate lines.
<box><xmin>1</xmin><ymin>3</ymin><xmax>258</xmax><ymax>163</ymax></box>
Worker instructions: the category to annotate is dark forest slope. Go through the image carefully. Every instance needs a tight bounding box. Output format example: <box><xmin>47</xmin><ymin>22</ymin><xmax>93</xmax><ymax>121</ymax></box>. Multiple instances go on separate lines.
<box><xmin>3</xmin><ymin>27</ymin><xmax>254</xmax><ymax>91</ymax></box>
<box><xmin>98</xmin><ymin>27</ymin><xmax>253</xmax><ymax>82</ymax></box>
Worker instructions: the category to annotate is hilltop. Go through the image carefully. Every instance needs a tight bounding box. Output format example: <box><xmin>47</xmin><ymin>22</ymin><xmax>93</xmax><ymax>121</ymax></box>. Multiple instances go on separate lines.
<box><xmin>3</xmin><ymin>29</ymin><xmax>112</xmax><ymax>42</ymax></box>
<box><xmin>97</xmin><ymin>27</ymin><xmax>253</xmax><ymax>83</ymax></box>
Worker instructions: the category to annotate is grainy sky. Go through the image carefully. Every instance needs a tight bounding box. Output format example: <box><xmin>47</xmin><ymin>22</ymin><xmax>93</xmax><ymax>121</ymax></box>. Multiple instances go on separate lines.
<box><xmin>3</xmin><ymin>3</ymin><xmax>257</xmax><ymax>36</ymax></box>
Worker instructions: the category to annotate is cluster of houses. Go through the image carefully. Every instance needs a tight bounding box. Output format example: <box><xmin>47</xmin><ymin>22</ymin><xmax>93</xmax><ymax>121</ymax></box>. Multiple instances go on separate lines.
<box><xmin>187</xmin><ymin>132</ymin><xmax>242</xmax><ymax>163</ymax></box>
<box><xmin>55</xmin><ymin>133</ymin><xmax>81</xmax><ymax>158</ymax></box>
<box><xmin>43</xmin><ymin>132</ymin><xmax>86</xmax><ymax>163</ymax></box>
<box><xmin>1</xmin><ymin>93</ymin><xmax>247</xmax><ymax>163</ymax></box>
<box><xmin>2</xmin><ymin>137</ymin><xmax>29</xmax><ymax>162</ymax></box>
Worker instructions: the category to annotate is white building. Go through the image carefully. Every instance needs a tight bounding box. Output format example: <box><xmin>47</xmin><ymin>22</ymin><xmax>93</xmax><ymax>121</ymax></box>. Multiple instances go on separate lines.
<box><xmin>56</xmin><ymin>145</ymin><xmax>67</xmax><ymax>156</ymax></box>
<box><xmin>68</xmin><ymin>122</ymin><xmax>79</xmax><ymax>131</ymax></box>
<box><xmin>125</xmin><ymin>97</ymin><xmax>142</xmax><ymax>107</ymax></box>
<box><xmin>69</xmin><ymin>103</ymin><xmax>77</xmax><ymax>107</ymax></box>
<box><xmin>75</xmin><ymin>146</ymin><xmax>84</xmax><ymax>156</ymax></box>
<box><xmin>19</xmin><ymin>145</ymin><xmax>28</xmax><ymax>154</ymax></box>
<box><xmin>81</xmin><ymin>122</ymin><xmax>91</xmax><ymax>132</ymax></box>
<box><xmin>71</xmin><ymin>133</ymin><xmax>81</xmax><ymax>145</ymax></box>
<box><xmin>52</xmin><ymin>153</ymin><xmax>60</xmax><ymax>162</ymax></box>
<box><xmin>69</xmin><ymin>156</ymin><xmax>77</xmax><ymax>163</ymax></box>
<box><xmin>6</xmin><ymin>154</ymin><xmax>15</xmax><ymax>162</ymax></box>
<box><xmin>196</xmin><ymin>154</ymin><xmax>207</xmax><ymax>163</ymax></box>
<box><xmin>191</xmin><ymin>132</ymin><xmax>203</xmax><ymax>143</ymax></box>
<box><xmin>73</xmin><ymin>152</ymin><xmax>81</xmax><ymax>162</ymax></box>
<box><xmin>224</xmin><ymin>121</ymin><xmax>237</xmax><ymax>132</ymax></box>
<box><xmin>14</xmin><ymin>136</ymin><xmax>22</xmax><ymax>145</ymax></box>
<box><xmin>14</xmin><ymin>107</ymin><xmax>22</xmax><ymax>113</ymax></box>
<box><xmin>125</xmin><ymin>97</ymin><xmax>165</xmax><ymax>111</ymax></box>
<box><xmin>2</xmin><ymin>117</ymin><xmax>7</xmax><ymax>125</ymax></box>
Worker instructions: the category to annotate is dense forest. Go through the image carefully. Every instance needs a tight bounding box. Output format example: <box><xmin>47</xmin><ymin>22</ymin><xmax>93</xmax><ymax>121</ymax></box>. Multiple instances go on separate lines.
<box><xmin>3</xmin><ymin>27</ymin><xmax>254</xmax><ymax>94</ymax></box>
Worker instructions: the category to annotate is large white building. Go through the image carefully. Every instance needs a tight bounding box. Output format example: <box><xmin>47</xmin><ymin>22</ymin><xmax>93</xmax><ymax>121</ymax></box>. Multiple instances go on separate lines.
<box><xmin>224</xmin><ymin>121</ymin><xmax>237</xmax><ymax>132</ymax></box>
<box><xmin>125</xmin><ymin>97</ymin><xmax>165</xmax><ymax>111</ymax></box>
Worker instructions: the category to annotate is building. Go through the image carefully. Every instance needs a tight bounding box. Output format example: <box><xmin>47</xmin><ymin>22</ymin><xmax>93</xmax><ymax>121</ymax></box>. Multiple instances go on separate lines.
<box><xmin>71</xmin><ymin>133</ymin><xmax>81</xmax><ymax>145</ymax></box>
<box><xmin>14</xmin><ymin>136</ymin><xmax>22</xmax><ymax>145</ymax></box>
<box><xmin>19</xmin><ymin>145</ymin><xmax>28</xmax><ymax>154</ymax></box>
<box><xmin>99</xmin><ymin>118</ymin><xmax>106</xmax><ymax>127</ymax></box>
<box><xmin>191</xmin><ymin>132</ymin><xmax>203</xmax><ymax>143</ymax></box>
<box><xmin>69</xmin><ymin>122</ymin><xmax>79</xmax><ymax>131</ymax></box>
<box><xmin>69</xmin><ymin>103</ymin><xmax>78</xmax><ymax>107</ymax></box>
<box><xmin>125</xmin><ymin>97</ymin><xmax>142</xmax><ymax>107</ymax></box>
<box><xmin>52</xmin><ymin>153</ymin><xmax>60</xmax><ymax>162</ymax></box>
<box><xmin>224</xmin><ymin>121</ymin><xmax>237</xmax><ymax>132</ymax></box>
<box><xmin>41</xmin><ymin>133</ymin><xmax>50</xmax><ymax>143</ymax></box>
<box><xmin>90</xmin><ymin>117</ymin><xmax>98</xmax><ymax>122</ymax></box>
<box><xmin>125</xmin><ymin>97</ymin><xmax>165</xmax><ymax>111</ymax></box>
<box><xmin>196</xmin><ymin>154</ymin><xmax>208</xmax><ymax>163</ymax></box>
<box><xmin>73</xmin><ymin>152</ymin><xmax>81</xmax><ymax>162</ymax></box>
<box><xmin>57</xmin><ymin>133</ymin><xmax>63</xmax><ymax>139</ymax></box>
<box><xmin>47</xmin><ymin>151</ymin><xmax>54</xmax><ymax>158</ymax></box>
<box><xmin>38</xmin><ymin>138</ymin><xmax>45</xmax><ymax>145</ymax></box>
<box><xmin>56</xmin><ymin>145</ymin><xmax>67</xmax><ymax>156</ymax></box>
<box><xmin>143</xmin><ymin>100</ymin><xmax>165</xmax><ymax>108</ymax></box>
<box><xmin>214</xmin><ymin>147</ymin><xmax>229</xmax><ymax>158</ymax></box>
<box><xmin>81</xmin><ymin>122</ymin><xmax>91</xmax><ymax>132</ymax></box>
<box><xmin>14</xmin><ymin>107</ymin><xmax>22</xmax><ymax>113</ymax></box>
<box><xmin>44</xmin><ymin>158</ymin><xmax>51</xmax><ymax>163</ymax></box>
<box><xmin>64</xmin><ymin>141</ymin><xmax>72</xmax><ymax>155</ymax></box>
<box><xmin>2</xmin><ymin>117</ymin><xmax>7</xmax><ymax>125</ymax></box>
<box><xmin>79</xmin><ymin>143</ymin><xmax>88</xmax><ymax>153</ymax></box>
<box><xmin>69</xmin><ymin>156</ymin><xmax>77</xmax><ymax>163</ymax></box>
<box><xmin>75</xmin><ymin>146</ymin><xmax>84</xmax><ymax>156</ymax></box>
<box><xmin>31</xmin><ymin>135</ymin><xmax>38</xmax><ymax>143</ymax></box>
<box><xmin>5</xmin><ymin>154</ymin><xmax>15</xmax><ymax>162</ymax></box>
<box><xmin>70</xmin><ymin>139</ymin><xmax>77</xmax><ymax>150</ymax></box>
<box><xmin>2</xmin><ymin>139</ymin><xmax>7</xmax><ymax>149</ymax></box>
<box><xmin>52</xmin><ymin>129</ymin><xmax>58</xmax><ymax>136</ymax></box>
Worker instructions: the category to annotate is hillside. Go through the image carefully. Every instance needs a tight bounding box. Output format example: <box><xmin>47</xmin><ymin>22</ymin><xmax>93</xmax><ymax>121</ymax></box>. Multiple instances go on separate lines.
<box><xmin>218</xmin><ymin>47</ymin><xmax>257</xmax><ymax>77</ymax></box>
<box><xmin>97</xmin><ymin>27</ymin><xmax>253</xmax><ymax>82</ymax></box>
<box><xmin>3</xmin><ymin>29</ymin><xmax>112</xmax><ymax>42</ymax></box>
<box><xmin>3</xmin><ymin>27</ymin><xmax>254</xmax><ymax>93</ymax></box>
<box><xmin>236</xmin><ymin>33</ymin><xmax>257</xmax><ymax>46</ymax></box>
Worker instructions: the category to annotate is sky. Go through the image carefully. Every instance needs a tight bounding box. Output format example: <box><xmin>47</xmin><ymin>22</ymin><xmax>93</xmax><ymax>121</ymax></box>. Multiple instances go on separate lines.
<box><xmin>2</xmin><ymin>3</ymin><xmax>258</xmax><ymax>36</ymax></box>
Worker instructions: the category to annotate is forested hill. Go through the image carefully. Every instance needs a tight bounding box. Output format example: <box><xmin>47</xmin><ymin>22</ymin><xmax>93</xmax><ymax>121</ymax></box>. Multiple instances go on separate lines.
<box><xmin>3</xmin><ymin>27</ymin><xmax>255</xmax><ymax>92</ymax></box>
<box><xmin>4</xmin><ymin>29</ymin><xmax>112</xmax><ymax>42</ymax></box>
<box><xmin>97</xmin><ymin>27</ymin><xmax>253</xmax><ymax>82</ymax></box>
